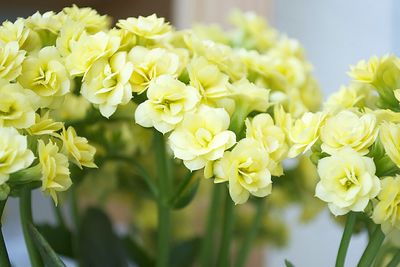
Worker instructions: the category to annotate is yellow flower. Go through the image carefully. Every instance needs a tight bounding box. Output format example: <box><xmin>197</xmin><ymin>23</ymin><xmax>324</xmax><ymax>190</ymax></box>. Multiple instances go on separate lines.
<box><xmin>229</xmin><ymin>9</ymin><xmax>277</xmax><ymax>52</ymax></box>
<box><xmin>323</xmin><ymin>84</ymin><xmax>376</xmax><ymax>113</ymax></box>
<box><xmin>38</xmin><ymin>140</ymin><xmax>71</xmax><ymax>205</ymax></box>
<box><xmin>0</xmin><ymin>127</ymin><xmax>34</xmax><ymax>184</ymax></box>
<box><xmin>189</xmin><ymin>37</ymin><xmax>247</xmax><ymax>81</ymax></box>
<box><xmin>379</xmin><ymin>121</ymin><xmax>400</xmax><ymax>167</ymax></box>
<box><xmin>187</xmin><ymin>56</ymin><xmax>230</xmax><ymax>106</ymax></box>
<box><xmin>245</xmin><ymin>113</ymin><xmax>288</xmax><ymax>176</ymax></box>
<box><xmin>349</xmin><ymin>55</ymin><xmax>400</xmax><ymax>109</ymax></box>
<box><xmin>169</xmin><ymin>105</ymin><xmax>236</xmax><ymax>170</ymax></box>
<box><xmin>214</xmin><ymin>138</ymin><xmax>272</xmax><ymax>204</ymax></box>
<box><xmin>26</xmin><ymin>11</ymin><xmax>62</xmax><ymax>46</ymax></box>
<box><xmin>26</xmin><ymin>11</ymin><xmax>61</xmax><ymax>34</ymax></box>
<box><xmin>18</xmin><ymin>46</ymin><xmax>71</xmax><ymax>107</ymax></box>
<box><xmin>371</xmin><ymin>176</ymin><xmax>400</xmax><ymax>236</ymax></box>
<box><xmin>0</xmin><ymin>41</ymin><xmax>25</xmax><ymax>81</ymax></box>
<box><xmin>320</xmin><ymin>110</ymin><xmax>377</xmax><ymax>155</ymax></box>
<box><xmin>60</xmin><ymin>126</ymin><xmax>97</xmax><ymax>169</ymax></box>
<box><xmin>229</xmin><ymin>78</ymin><xmax>270</xmax><ymax>113</ymax></box>
<box><xmin>192</xmin><ymin>24</ymin><xmax>230</xmax><ymax>45</ymax></box>
<box><xmin>316</xmin><ymin>148</ymin><xmax>381</xmax><ymax>216</ymax></box>
<box><xmin>274</xmin><ymin>37</ymin><xmax>305</xmax><ymax>60</ymax></box>
<box><xmin>135</xmin><ymin>75</ymin><xmax>200</xmax><ymax>133</ymax></box>
<box><xmin>81</xmin><ymin>51</ymin><xmax>133</xmax><ymax>118</ymax></box>
<box><xmin>0</xmin><ymin>80</ymin><xmax>36</xmax><ymax>129</ymax></box>
<box><xmin>65</xmin><ymin>31</ymin><xmax>120</xmax><ymax>77</ymax></box>
<box><xmin>117</xmin><ymin>14</ymin><xmax>171</xmax><ymax>40</ymax></box>
<box><xmin>109</xmin><ymin>28</ymin><xmax>136</xmax><ymax>52</ymax></box>
<box><xmin>288</xmin><ymin>112</ymin><xmax>326</xmax><ymax>158</ymax></box>
<box><xmin>348</xmin><ymin>56</ymin><xmax>383</xmax><ymax>83</ymax></box>
<box><xmin>27</xmin><ymin>112</ymin><xmax>63</xmax><ymax>136</ymax></box>
<box><xmin>0</xmin><ymin>18</ymin><xmax>41</xmax><ymax>52</ymax></box>
<box><xmin>61</xmin><ymin>5</ymin><xmax>111</xmax><ymax>34</ymax></box>
<box><xmin>56</xmin><ymin>19</ymin><xmax>86</xmax><ymax>57</ymax></box>
<box><xmin>128</xmin><ymin>46</ymin><xmax>180</xmax><ymax>94</ymax></box>
<box><xmin>271</xmin><ymin>55</ymin><xmax>309</xmax><ymax>89</ymax></box>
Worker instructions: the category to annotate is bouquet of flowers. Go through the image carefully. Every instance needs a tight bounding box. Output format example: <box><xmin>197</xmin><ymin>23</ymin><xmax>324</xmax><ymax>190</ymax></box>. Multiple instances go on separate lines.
<box><xmin>3</xmin><ymin>5</ymin><xmax>396</xmax><ymax>267</ymax></box>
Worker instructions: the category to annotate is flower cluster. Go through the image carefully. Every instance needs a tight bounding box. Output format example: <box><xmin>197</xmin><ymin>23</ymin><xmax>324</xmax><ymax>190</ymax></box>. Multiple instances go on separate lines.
<box><xmin>0</xmin><ymin>6</ymin><xmax>103</xmax><ymax>204</ymax></box>
<box><xmin>293</xmin><ymin>54</ymin><xmax>400</xmax><ymax>243</ymax></box>
<box><xmin>0</xmin><ymin>6</ymin><xmax>320</xmax><ymax>208</ymax></box>
<box><xmin>126</xmin><ymin>11</ymin><xmax>320</xmax><ymax>204</ymax></box>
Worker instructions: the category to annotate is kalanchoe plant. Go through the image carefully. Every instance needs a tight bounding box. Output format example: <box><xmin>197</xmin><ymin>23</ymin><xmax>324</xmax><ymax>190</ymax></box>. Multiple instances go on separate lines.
<box><xmin>0</xmin><ymin>6</ymin><xmax>324</xmax><ymax>267</ymax></box>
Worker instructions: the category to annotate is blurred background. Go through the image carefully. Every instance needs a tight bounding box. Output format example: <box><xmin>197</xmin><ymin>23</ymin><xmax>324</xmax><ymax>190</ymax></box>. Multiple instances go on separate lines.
<box><xmin>1</xmin><ymin>0</ymin><xmax>398</xmax><ymax>266</ymax></box>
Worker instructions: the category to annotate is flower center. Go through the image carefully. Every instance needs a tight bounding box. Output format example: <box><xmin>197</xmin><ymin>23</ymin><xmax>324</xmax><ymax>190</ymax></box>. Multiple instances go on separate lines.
<box><xmin>339</xmin><ymin>167</ymin><xmax>359</xmax><ymax>189</ymax></box>
<box><xmin>195</xmin><ymin>128</ymin><xmax>212</xmax><ymax>147</ymax></box>
<box><xmin>0</xmin><ymin>102</ymin><xmax>15</xmax><ymax>116</ymax></box>
<box><xmin>33</xmin><ymin>66</ymin><xmax>57</xmax><ymax>90</ymax></box>
<box><xmin>238</xmin><ymin>158</ymin><xmax>255</xmax><ymax>184</ymax></box>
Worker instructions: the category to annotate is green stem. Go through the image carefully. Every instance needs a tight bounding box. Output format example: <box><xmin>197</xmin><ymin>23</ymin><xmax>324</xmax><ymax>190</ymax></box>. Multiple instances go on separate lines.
<box><xmin>217</xmin><ymin>188</ymin><xmax>235</xmax><ymax>267</ymax></box>
<box><xmin>387</xmin><ymin>250</ymin><xmax>400</xmax><ymax>267</ymax></box>
<box><xmin>20</xmin><ymin>188</ymin><xmax>43</xmax><ymax>267</ymax></box>
<box><xmin>0</xmin><ymin>199</ymin><xmax>11</xmax><ymax>267</ymax></box>
<box><xmin>169</xmin><ymin>171</ymin><xmax>195</xmax><ymax>206</ymax></box>
<box><xmin>154</xmin><ymin>131</ymin><xmax>171</xmax><ymax>267</ymax></box>
<box><xmin>52</xmin><ymin>203</ymin><xmax>67</xmax><ymax>229</ymax></box>
<box><xmin>200</xmin><ymin>184</ymin><xmax>223</xmax><ymax>267</ymax></box>
<box><xmin>357</xmin><ymin>226</ymin><xmax>385</xmax><ymax>267</ymax></box>
<box><xmin>335</xmin><ymin>212</ymin><xmax>357</xmax><ymax>267</ymax></box>
<box><xmin>70</xmin><ymin>184</ymin><xmax>80</xmax><ymax>228</ymax></box>
<box><xmin>70</xmin><ymin>184</ymin><xmax>81</xmax><ymax>263</ymax></box>
<box><xmin>234</xmin><ymin>199</ymin><xmax>265</xmax><ymax>267</ymax></box>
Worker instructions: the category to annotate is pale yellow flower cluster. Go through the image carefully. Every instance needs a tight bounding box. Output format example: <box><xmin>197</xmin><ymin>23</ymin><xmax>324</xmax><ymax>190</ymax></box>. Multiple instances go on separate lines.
<box><xmin>0</xmin><ymin>6</ymin><xmax>101</xmax><ymax>204</ymax></box>
<box><xmin>297</xmin><ymin>54</ymin><xmax>400</xmax><ymax>246</ymax></box>
<box><xmin>0</xmin><ymin>6</ymin><xmax>320</xmax><ymax>207</ymax></box>
<box><xmin>126</xmin><ymin>11</ymin><xmax>320</xmax><ymax>204</ymax></box>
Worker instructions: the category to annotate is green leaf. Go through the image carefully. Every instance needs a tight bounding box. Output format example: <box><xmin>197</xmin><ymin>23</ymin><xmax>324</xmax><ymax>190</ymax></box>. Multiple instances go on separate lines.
<box><xmin>28</xmin><ymin>223</ymin><xmax>66</xmax><ymax>267</ymax></box>
<box><xmin>170</xmin><ymin>172</ymin><xmax>200</xmax><ymax>209</ymax></box>
<box><xmin>169</xmin><ymin>237</ymin><xmax>201</xmax><ymax>267</ymax></box>
<box><xmin>78</xmin><ymin>208</ymin><xmax>128</xmax><ymax>267</ymax></box>
<box><xmin>121</xmin><ymin>236</ymin><xmax>154</xmax><ymax>267</ymax></box>
<box><xmin>285</xmin><ymin>259</ymin><xmax>295</xmax><ymax>267</ymax></box>
<box><xmin>35</xmin><ymin>224</ymin><xmax>73</xmax><ymax>258</ymax></box>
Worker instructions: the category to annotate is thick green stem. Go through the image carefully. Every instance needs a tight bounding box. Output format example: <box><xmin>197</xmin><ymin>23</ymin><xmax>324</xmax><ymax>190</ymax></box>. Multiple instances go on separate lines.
<box><xmin>200</xmin><ymin>184</ymin><xmax>223</xmax><ymax>267</ymax></box>
<box><xmin>154</xmin><ymin>131</ymin><xmax>171</xmax><ymax>267</ymax></box>
<box><xmin>357</xmin><ymin>226</ymin><xmax>385</xmax><ymax>267</ymax></box>
<box><xmin>335</xmin><ymin>212</ymin><xmax>357</xmax><ymax>267</ymax></box>
<box><xmin>234</xmin><ymin>199</ymin><xmax>265</xmax><ymax>267</ymax></box>
<box><xmin>0</xmin><ymin>199</ymin><xmax>11</xmax><ymax>267</ymax></box>
<box><xmin>20</xmin><ymin>188</ymin><xmax>43</xmax><ymax>267</ymax></box>
<box><xmin>387</xmin><ymin>250</ymin><xmax>400</xmax><ymax>267</ymax></box>
<box><xmin>217</xmin><ymin>188</ymin><xmax>235</xmax><ymax>267</ymax></box>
